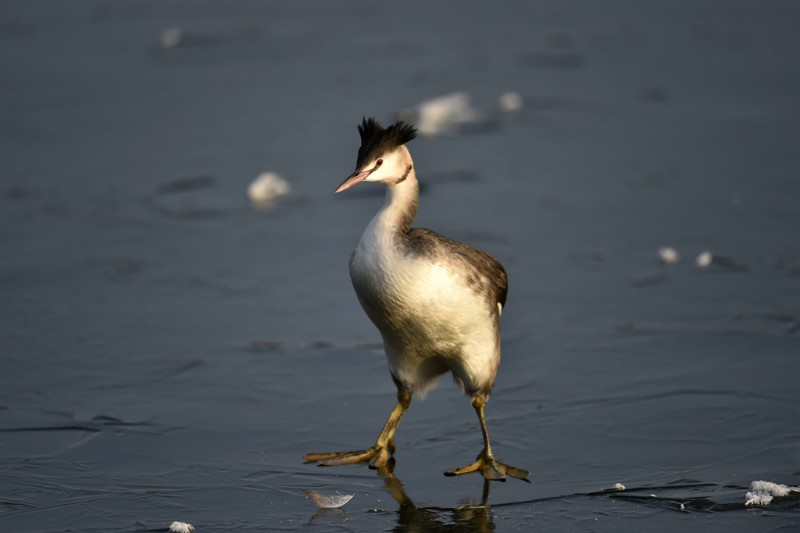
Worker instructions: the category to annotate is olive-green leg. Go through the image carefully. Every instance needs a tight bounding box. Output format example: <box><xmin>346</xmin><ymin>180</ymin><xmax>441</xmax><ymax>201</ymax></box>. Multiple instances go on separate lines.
<box><xmin>444</xmin><ymin>395</ymin><xmax>530</xmax><ymax>482</ymax></box>
<box><xmin>304</xmin><ymin>390</ymin><xmax>411</xmax><ymax>469</ymax></box>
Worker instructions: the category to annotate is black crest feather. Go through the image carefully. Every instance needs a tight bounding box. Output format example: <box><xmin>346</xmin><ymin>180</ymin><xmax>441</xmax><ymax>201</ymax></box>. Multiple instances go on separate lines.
<box><xmin>355</xmin><ymin>117</ymin><xmax>417</xmax><ymax>169</ymax></box>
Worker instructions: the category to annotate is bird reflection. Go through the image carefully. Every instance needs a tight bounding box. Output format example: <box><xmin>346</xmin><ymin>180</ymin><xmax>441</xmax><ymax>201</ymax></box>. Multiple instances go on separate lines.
<box><xmin>377</xmin><ymin>459</ymin><xmax>496</xmax><ymax>533</ymax></box>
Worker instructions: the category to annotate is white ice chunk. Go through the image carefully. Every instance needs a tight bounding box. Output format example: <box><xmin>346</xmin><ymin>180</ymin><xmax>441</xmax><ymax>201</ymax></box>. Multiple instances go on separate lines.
<box><xmin>499</xmin><ymin>91</ymin><xmax>523</xmax><ymax>112</ymax></box>
<box><xmin>695</xmin><ymin>250</ymin><xmax>713</xmax><ymax>268</ymax></box>
<box><xmin>169</xmin><ymin>521</ymin><xmax>195</xmax><ymax>533</ymax></box>
<box><xmin>744</xmin><ymin>480</ymin><xmax>800</xmax><ymax>506</ymax></box>
<box><xmin>658</xmin><ymin>246</ymin><xmax>679</xmax><ymax>265</ymax></box>
<box><xmin>402</xmin><ymin>92</ymin><xmax>485</xmax><ymax>137</ymax></box>
<box><xmin>248</xmin><ymin>172</ymin><xmax>290</xmax><ymax>205</ymax></box>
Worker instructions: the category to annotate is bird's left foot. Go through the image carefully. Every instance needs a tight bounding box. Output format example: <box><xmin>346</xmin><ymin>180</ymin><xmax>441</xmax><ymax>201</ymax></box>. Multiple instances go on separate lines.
<box><xmin>304</xmin><ymin>439</ymin><xmax>395</xmax><ymax>469</ymax></box>
<box><xmin>444</xmin><ymin>450</ymin><xmax>530</xmax><ymax>482</ymax></box>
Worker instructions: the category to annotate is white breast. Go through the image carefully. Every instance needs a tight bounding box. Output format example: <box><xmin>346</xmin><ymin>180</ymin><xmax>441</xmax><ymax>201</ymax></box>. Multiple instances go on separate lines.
<box><xmin>350</xmin><ymin>232</ymin><xmax>500</xmax><ymax>395</ymax></box>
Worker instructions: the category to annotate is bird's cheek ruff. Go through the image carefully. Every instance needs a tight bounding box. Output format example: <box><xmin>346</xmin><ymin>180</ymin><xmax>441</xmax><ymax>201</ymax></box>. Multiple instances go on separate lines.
<box><xmin>390</xmin><ymin>164</ymin><xmax>413</xmax><ymax>186</ymax></box>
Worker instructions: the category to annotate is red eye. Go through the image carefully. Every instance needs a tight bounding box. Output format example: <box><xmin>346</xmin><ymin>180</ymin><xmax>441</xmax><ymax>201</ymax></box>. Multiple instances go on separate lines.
<box><xmin>376</xmin><ymin>159</ymin><xmax>383</xmax><ymax>166</ymax></box>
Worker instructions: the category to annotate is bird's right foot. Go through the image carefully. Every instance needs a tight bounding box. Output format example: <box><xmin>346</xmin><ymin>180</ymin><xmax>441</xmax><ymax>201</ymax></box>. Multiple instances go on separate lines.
<box><xmin>444</xmin><ymin>449</ymin><xmax>530</xmax><ymax>482</ymax></box>
<box><xmin>304</xmin><ymin>440</ymin><xmax>394</xmax><ymax>469</ymax></box>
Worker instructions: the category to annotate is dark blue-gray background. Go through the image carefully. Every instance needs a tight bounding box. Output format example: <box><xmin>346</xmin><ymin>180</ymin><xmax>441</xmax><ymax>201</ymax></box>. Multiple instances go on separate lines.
<box><xmin>1</xmin><ymin>1</ymin><xmax>797</xmax><ymax>531</ymax></box>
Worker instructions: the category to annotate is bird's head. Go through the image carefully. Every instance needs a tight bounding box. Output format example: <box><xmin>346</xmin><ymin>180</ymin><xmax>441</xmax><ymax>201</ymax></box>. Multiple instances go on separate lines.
<box><xmin>336</xmin><ymin>117</ymin><xmax>417</xmax><ymax>193</ymax></box>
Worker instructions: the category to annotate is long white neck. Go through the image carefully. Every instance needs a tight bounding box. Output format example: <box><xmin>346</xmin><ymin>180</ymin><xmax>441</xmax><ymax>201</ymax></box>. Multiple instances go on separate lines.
<box><xmin>369</xmin><ymin>164</ymin><xmax>419</xmax><ymax>240</ymax></box>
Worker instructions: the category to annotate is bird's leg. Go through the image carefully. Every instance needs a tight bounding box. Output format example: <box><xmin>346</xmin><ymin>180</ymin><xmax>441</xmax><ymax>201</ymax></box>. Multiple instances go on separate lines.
<box><xmin>304</xmin><ymin>390</ymin><xmax>411</xmax><ymax>469</ymax></box>
<box><xmin>444</xmin><ymin>395</ymin><xmax>530</xmax><ymax>482</ymax></box>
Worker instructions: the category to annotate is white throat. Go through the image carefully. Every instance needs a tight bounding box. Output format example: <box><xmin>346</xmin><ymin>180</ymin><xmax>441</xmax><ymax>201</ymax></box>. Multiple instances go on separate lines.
<box><xmin>366</xmin><ymin>165</ymin><xmax>419</xmax><ymax>243</ymax></box>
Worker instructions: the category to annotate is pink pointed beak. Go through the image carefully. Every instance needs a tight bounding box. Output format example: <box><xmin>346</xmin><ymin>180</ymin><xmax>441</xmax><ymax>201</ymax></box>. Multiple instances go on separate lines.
<box><xmin>335</xmin><ymin>170</ymin><xmax>370</xmax><ymax>193</ymax></box>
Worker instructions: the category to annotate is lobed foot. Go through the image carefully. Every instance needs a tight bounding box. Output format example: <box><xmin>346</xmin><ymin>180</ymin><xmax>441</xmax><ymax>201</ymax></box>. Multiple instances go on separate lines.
<box><xmin>444</xmin><ymin>452</ymin><xmax>530</xmax><ymax>482</ymax></box>
<box><xmin>304</xmin><ymin>440</ymin><xmax>394</xmax><ymax>469</ymax></box>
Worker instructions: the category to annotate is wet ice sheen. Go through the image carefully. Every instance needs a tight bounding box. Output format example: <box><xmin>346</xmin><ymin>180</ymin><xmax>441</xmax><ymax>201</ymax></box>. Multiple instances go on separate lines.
<box><xmin>1</xmin><ymin>0</ymin><xmax>798</xmax><ymax>531</ymax></box>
